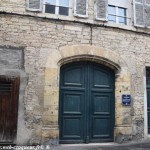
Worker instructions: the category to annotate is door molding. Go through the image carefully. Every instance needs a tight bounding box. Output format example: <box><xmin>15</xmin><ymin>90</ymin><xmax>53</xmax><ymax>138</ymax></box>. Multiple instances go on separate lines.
<box><xmin>46</xmin><ymin>45</ymin><xmax>129</xmax><ymax>71</ymax></box>
<box><xmin>60</xmin><ymin>46</ymin><xmax>127</xmax><ymax>69</ymax></box>
<box><xmin>43</xmin><ymin>45</ymin><xmax>132</xmax><ymax>144</ymax></box>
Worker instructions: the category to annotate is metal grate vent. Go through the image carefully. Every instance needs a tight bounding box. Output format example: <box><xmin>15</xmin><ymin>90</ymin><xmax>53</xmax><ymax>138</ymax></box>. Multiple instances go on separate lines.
<box><xmin>0</xmin><ymin>82</ymin><xmax>12</xmax><ymax>93</ymax></box>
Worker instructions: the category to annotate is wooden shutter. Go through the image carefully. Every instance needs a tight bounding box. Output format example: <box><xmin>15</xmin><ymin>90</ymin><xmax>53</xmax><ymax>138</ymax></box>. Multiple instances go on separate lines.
<box><xmin>95</xmin><ymin>0</ymin><xmax>108</xmax><ymax>21</ymax></box>
<box><xmin>26</xmin><ymin>0</ymin><xmax>42</xmax><ymax>11</ymax></box>
<box><xmin>74</xmin><ymin>0</ymin><xmax>88</xmax><ymax>17</ymax></box>
<box><xmin>0</xmin><ymin>76</ymin><xmax>20</xmax><ymax>144</ymax></box>
<box><xmin>145</xmin><ymin>0</ymin><xmax>150</xmax><ymax>27</ymax></box>
<box><xmin>133</xmin><ymin>0</ymin><xmax>145</xmax><ymax>27</ymax></box>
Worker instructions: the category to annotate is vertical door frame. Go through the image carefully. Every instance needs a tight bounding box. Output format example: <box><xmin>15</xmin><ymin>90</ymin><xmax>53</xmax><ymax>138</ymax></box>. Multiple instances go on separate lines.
<box><xmin>144</xmin><ymin>67</ymin><xmax>150</xmax><ymax>138</ymax></box>
<box><xmin>144</xmin><ymin>67</ymin><xmax>148</xmax><ymax>138</ymax></box>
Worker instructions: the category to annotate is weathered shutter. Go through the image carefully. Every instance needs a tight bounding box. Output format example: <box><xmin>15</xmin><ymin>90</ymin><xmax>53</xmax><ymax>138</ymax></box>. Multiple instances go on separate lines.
<box><xmin>0</xmin><ymin>76</ymin><xmax>20</xmax><ymax>144</ymax></box>
<box><xmin>95</xmin><ymin>0</ymin><xmax>108</xmax><ymax>20</ymax></box>
<box><xmin>26</xmin><ymin>0</ymin><xmax>42</xmax><ymax>11</ymax></box>
<box><xmin>74</xmin><ymin>0</ymin><xmax>88</xmax><ymax>17</ymax></box>
<box><xmin>133</xmin><ymin>0</ymin><xmax>145</xmax><ymax>27</ymax></box>
<box><xmin>145</xmin><ymin>0</ymin><xmax>150</xmax><ymax>27</ymax></box>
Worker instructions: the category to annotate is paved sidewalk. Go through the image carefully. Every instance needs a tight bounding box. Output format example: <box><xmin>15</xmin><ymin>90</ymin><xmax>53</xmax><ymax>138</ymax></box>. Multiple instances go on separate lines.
<box><xmin>50</xmin><ymin>141</ymin><xmax>150</xmax><ymax>150</ymax></box>
<box><xmin>2</xmin><ymin>140</ymin><xmax>150</xmax><ymax>150</ymax></box>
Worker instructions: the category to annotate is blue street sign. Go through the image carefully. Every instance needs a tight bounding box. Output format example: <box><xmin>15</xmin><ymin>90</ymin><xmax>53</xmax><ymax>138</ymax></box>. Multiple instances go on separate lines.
<box><xmin>122</xmin><ymin>94</ymin><xmax>131</xmax><ymax>106</ymax></box>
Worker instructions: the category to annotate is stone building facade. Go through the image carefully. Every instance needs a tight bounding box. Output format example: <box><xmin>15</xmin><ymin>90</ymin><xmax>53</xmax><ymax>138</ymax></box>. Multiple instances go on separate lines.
<box><xmin>0</xmin><ymin>0</ymin><xmax>150</xmax><ymax>146</ymax></box>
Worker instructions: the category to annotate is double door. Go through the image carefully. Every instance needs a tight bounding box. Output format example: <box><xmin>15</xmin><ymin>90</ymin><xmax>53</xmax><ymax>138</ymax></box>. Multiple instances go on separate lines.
<box><xmin>59</xmin><ymin>61</ymin><xmax>115</xmax><ymax>143</ymax></box>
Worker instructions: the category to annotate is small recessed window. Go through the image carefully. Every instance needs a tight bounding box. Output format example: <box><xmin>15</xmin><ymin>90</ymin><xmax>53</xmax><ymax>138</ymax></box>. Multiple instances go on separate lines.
<box><xmin>44</xmin><ymin>0</ymin><xmax>70</xmax><ymax>16</ymax></box>
<box><xmin>108</xmin><ymin>5</ymin><xmax>127</xmax><ymax>25</ymax></box>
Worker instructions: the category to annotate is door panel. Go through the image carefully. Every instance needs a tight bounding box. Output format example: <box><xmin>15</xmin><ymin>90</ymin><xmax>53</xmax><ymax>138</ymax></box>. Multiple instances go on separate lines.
<box><xmin>92</xmin><ymin>94</ymin><xmax>111</xmax><ymax>114</ymax></box>
<box><xmin>90</xmin><ymin>92</ymin><xmax>114</xmax><ymax>141</ymax></box>
<box><xmin>92</xmin><ymin>66</ymin><xmax>112</xmax><ymax>88</ymax></box>
<box><xmin>146</xmin><ymin>70</ymin><xmax>150</xmax><ymax>133</ymax></box>
<box><xmin>62</xmin><ymin>91</ymin><xmax>84</xmax><ymax>140</ymax></box>
<box><xmin>148</xmin><ymin>111</ymin><xmax>150</xmax><ymax>133</ymax></box>
<box><xmin>62</xmin><ymin>117</ymin><xmax>83</xmax><ymax>138</ymax></box>
<box><xmin>60</xmin><ymin>91</ymin><xmax>85</xmax><ymax>141</ymax></box>
<box><xmin>92</xmin><ymin>117</ymin><xmax>111</xmax><ymax>138</ymax></box>
<box><xmin>90</xmin><ymin>64</ymin><xmax>114</xmax><ymax>141</ymax></box>
<box><xmin>59</xmin><ymin>62</ymin><xmax>115</xmax><ymax>143</ymax></box>
<box><xmin>0</xmin><ymin>76</ymin><xmax>20</xmax><ymax>144</ymax></box>
<box><xmin>60</xmin><ymin>62</ymin><xmax>86</xmax><ymax>143</ymax></box>
<box><xmin>0</xmin><ymin>94</ymin><xmax>11</xmax><ymax>142</ymax></box>
<box><xmin>63</xmin><ymin>66</ymin><xmax>85</xmax><ymax>88</ymax></box>
<box><xmin>93</xmin><ymin>69</ymin><xmax>110</xmax><ymax>88</ymax></box>
<box><xmin>63</xmin><ymin>92</ymin><xmax>83</xmax><ymax>114</ymax></box>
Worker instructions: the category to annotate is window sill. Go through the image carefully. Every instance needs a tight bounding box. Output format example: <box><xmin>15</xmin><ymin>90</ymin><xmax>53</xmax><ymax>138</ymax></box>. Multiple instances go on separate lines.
<box><xmin>104</xmin><ymin>22</ymin><xmax>136</xmax><ymax>31</ymax></box>
<box><xmin>37</xmin><ymin>13</ymin><xmax>137</xmax><ymax>32</ymax></box>
<box><xmin>1</xmin><ymin>10</ymin><xmax>150</xmax><ymax>34</ymax></box>
<box><xmin>38</xmin><ymin>12</ymin><xmax>90</xmax><ymax>21</ymax></box>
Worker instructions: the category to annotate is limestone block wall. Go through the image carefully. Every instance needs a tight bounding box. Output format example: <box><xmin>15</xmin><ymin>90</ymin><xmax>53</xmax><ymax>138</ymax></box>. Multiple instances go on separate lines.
<box><xmin>0</xmin><ymin>13</ymin><xmax>150</xmax><ymax>145</ymax></box>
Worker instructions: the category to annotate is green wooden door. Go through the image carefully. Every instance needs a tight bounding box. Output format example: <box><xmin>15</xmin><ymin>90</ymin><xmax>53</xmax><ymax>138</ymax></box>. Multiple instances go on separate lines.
<box><xmin>59</xmin><ymin>61</ymin><xmax>115</xmax><ymax>143</ymax></box>
<box><xmin>146</xmin><ymin>69</ymin><xmax>150</xmax><ymax>134</ymax></box>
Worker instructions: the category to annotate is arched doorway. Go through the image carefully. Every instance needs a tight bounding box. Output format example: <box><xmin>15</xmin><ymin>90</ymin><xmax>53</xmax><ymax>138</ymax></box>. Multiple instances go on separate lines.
<box><xmin>59</xmin><ymin>61</ymin><xmax>115</xmax><ymax>143</ymax></box>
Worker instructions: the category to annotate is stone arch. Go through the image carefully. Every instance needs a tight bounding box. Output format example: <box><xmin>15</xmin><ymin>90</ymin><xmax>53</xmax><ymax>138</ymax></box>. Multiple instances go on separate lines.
<box><xmin>59</xmin><ymin>45</ymin><xmax>127</xmax><ymax>70</ymax></box>
<box><xmin>43</xmin><ymin>45</ymin><xmax>132</xmax><ymax>144</ymax></box>
<box><xmin>46</xmin><ymin>45</ymin><xmax>128</xmax><ymax>72</ymax></box>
